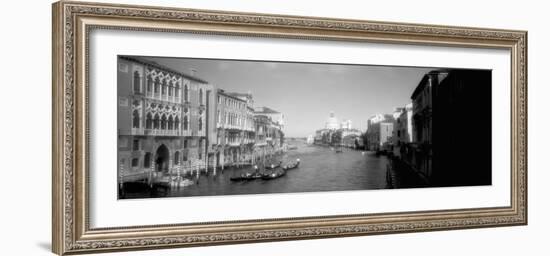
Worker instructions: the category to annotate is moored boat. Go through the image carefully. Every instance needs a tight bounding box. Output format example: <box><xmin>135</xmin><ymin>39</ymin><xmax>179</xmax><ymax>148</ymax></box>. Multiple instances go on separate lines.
<box><xmin>265</xmin><ymin>161</ymin><xmax>282</xmax><ymax>170</ymax></box>
<box><xmin>261</xmin><ymin>170</ymin><xmax>286</xmax><ymax>180</ymax></box>
<box><xmin>230</xmin><ymin>172</ymin><xmax>264</xmax><ymax>181</ymax></box>
<box><xmin>282</xmin><ymin>159</ymin><xmax>300</xmax><ymax>171</ymax></box>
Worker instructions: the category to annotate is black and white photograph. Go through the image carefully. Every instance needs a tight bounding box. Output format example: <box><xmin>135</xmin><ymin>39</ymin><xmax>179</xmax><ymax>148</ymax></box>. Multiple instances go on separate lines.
<box><xmin>117</xmin><ymin>55</ymin><xmax>492</xmax><ymax>199</ymax></box>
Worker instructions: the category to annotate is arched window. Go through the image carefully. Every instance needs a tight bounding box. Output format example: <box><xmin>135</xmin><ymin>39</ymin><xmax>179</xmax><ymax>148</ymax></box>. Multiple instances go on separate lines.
<box><xmin>145</xmin><ymin>112</ymin><xmax>152</xmax><ymax>129</ymax></box>
<box><xmin>198</xmin><ymin>117</ymin><xmax>203</xmax><ymax>131</ymax></box>
<box><xmin>154</xmin><ymin>77</ymin><xmax>160</xmax><ymax>93</ymax></box>
<box><xmin>199</xmin><ymin>89</ymin><xmax>203</xmax><ymax>105</ymax></box>
<box><xmin>184</xmin><ymin>84</ymin><xmax>189</xmax><ymax>102</ymax></box>
<box><xmin>153</xmin><ymin>114</ymin><xmax>160</xmax><ymax>129</ymax></box>
<box><xmin>133</xmin><ymin>71</ymin><xmax>141</xmax><ymax>93</ymax></box>
<box><xmin>174</xmin><ymin>116</ymin><xmax>180</xmax><ymax>130</ymax></box>
<box><xmin>168</xmin><ymin>116</ymin><xmax>174</xmax><ymax>130</ymax></box>
<box><xmin>183</xmin><ymin>116</ymin><xmax>189</xmax><ymax>130</ymax></box>
<box><xmin>168</xmin><ymin>81</ymin><xmax>173</xmax><ymax>96</ymax></box>
<box><xmin>162</xmin><ymin>79</ymin><xmax>168</xmax><ymax>96</ymax></box>
<box><xmin>160</xmin><ymin>114</ymin><xmax>167</xmax><ymax>130</ymax></box>
<box><xmin>175</xmin><ymin>84</ymin><xmax>180</xmax><ymax>98</ymax></box>
<box><xmin>132</xmin><ymin>110</ymin><xmax>140</xmax><ymax>128</ymax></box>
<box><xmin>146</xmin><ymin>75</ymin><xmax>152</xmax><ymax>93</ymax></box>
<box><xmin>144</xmin><ymin>152</ymin><xmax>151</xmax><ymax>168</ymax></box>
<box><xmin>174</xmin><ymin>151</ymin><xmax>180</xmax><ymax>165</ymax></box>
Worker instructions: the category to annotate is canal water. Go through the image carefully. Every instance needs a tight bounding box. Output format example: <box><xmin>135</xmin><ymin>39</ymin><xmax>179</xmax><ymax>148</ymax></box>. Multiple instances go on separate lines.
<box><xmin>159</xmin><ymin>140</ymin><xmax>391</xmax><ymax>198</ymax></box>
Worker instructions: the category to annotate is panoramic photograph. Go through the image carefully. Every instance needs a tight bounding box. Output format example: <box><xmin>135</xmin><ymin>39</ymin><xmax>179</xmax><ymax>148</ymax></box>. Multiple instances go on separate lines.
<box><xmin>117</xmin><ymin>55</ymin><xmax>492</xmax><ymax>199</ymax></box>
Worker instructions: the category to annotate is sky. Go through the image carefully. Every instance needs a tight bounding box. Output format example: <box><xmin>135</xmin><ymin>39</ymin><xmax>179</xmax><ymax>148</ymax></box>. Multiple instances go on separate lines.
<box><xmin>142</xmin><ymin>56</ymin><xmax>434</xmax><ymax>138</ymax></box>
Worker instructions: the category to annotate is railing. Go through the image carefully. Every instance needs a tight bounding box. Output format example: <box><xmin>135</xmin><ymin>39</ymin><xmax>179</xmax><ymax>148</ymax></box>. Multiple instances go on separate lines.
<box><xmin>227</xmin><ymin>141</ymin><xmax>241</xmax><ymax>147</ymax></box>
<box><xmin>255</xmin><ymin>141</ymin><xmax>267</xmax><ymax>146</ymax></box>
<box><xmin>143</xmin><ymin>129</ymin><xmax>185</xmax><ymax>136</ymax></box>
<box><xmin>131</xmin><ymin>127</ymin><xmax>144</xmax><ymax>135</ymax></box>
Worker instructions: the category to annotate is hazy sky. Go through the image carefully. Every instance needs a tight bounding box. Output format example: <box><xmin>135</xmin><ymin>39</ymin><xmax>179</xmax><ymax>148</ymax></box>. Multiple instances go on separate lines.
<box><xmin>143</xmin><ymin>56</ymin><xmax>433</xmax><ymax>137</ymax></box>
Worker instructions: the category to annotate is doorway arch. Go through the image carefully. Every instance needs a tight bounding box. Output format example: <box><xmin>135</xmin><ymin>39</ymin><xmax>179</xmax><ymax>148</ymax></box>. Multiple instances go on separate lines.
<box><xmin>155</xmin><ymin>144</ymin><xmax>169</xmax><ymax>172</ymax></box>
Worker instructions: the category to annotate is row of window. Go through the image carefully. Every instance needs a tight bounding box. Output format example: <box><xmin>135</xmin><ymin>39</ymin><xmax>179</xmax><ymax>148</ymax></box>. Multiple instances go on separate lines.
<box><xmin>133</xmin><ymin>71</ymin><xmax>206</xmax><ymax>105</ymax></box>
<box><xmin>217</xmin><ymin>95</ymin><xmax>246</xmax><ymax>110</ymax></box>
<box><xmin>132</xmin><ymin>110</ymin><xmax>204</xmax><ymax>131</ymax></box>
<box><xmin>216</xmin><ymin>110</ymin><xmax>253</xmax><ymax>127</ymax></box>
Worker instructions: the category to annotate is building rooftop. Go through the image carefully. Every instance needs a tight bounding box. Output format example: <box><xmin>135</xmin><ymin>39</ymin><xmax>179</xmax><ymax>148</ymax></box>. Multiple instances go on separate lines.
<box><xmin>217</xmin><ymin>89</ymin><xmax>247</xmax><ymax>103</ymax></box>
<box><xmin>254</xmin><ymin>106</ymin><xmax>280</xmax><ymax>114</ymax></box>
<box><xmin>411</xmin><ymin>69</ymin><xmax>450</xmax><ymax>99</ymax></box>
<box><xmin>119</xmin><ymin>56</ymin><xmax>210</xmax><ymax>84</ymax></box>
<box><xmin>227</xmin><ymin>92</ymin><xmax>252</xmax><ymax>97</ymax></box>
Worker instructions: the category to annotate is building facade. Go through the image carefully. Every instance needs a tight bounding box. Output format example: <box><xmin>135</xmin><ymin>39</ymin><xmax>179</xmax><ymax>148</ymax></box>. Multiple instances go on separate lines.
<box><xmin>365</xmin><ymin>114</ymin><xmax>394</xmax><ymax>152</ymax></box>
<box><xmin>410</xmin><ymin>71</ymin><xmax>440</xmax><ymax>179</ymax></box>
<box><xmin>254</xmin><ymin>107</ymin><xmax>285</xmax><ymax>163</ymax></box>
<box><xmin>392</xmin><ymin>104</ymin><xmax>413</xmax><ymax>158</ymax></box>
<box><xmin>117</xmin><ymin>56</ymin><xmax>214</xmax><ymax>182</ymax></box>
<box><xmin>325</xmin><ymin>111</ymin><xmax>339</xmax><ymax>130</ymax></box>
<box><xmin>214</xmin><ymin>90</ymin><xmax>255</xmax><ymax>169</ymax></box>
<box><xmin>314</xmin><ymin>112</ymin><xmax>362</xmax><ymax>148</ymax></box>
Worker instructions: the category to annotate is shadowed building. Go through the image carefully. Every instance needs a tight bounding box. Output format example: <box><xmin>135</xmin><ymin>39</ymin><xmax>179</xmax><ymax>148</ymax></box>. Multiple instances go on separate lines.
<box><xmin>410</xmin><ymin>69</ymin><xmax>492</xmax><ymax>186</ymax></box>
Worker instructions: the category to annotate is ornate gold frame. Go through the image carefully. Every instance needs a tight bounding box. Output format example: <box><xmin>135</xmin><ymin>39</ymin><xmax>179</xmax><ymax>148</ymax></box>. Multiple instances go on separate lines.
<box><xmin>52</xmin><ymin>1</ymin><xmax>527</xmax><ymax>255</ymax></box>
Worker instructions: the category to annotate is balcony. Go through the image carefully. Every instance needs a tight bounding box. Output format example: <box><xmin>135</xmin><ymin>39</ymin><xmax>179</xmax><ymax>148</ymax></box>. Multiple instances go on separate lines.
<box><xmin>255</xmin><ymin>141</ymin><xmax>267</xmax><ymax>146</ymax></box>
<box><xmin>143</xmin><ymin>129</ymin><xmax>181</xmax><ymax>136</ymax></box>
<box><xmin>181</xmin><ymin>129</ymin><xmax>192</xmax><ymax>136</ymax></box>
<box><xmin>227</xmin><ymin>141</ymin><xmax>241</xmax><ymax>147</ymax></box>
<box><xmin>131</xmin><ymin>127</ymin><xmax>144</xmax><ymax>135</ymax></box>
<box><xmin>225</xmin><ymin>124</ymin><xmax>243</xmax><ymax>131</ymax></box>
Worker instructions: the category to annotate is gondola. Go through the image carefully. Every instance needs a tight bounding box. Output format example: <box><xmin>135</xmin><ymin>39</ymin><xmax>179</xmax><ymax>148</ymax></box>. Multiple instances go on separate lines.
<box><xmin>230</xmin><ymin>172</ymin><xmax>264</xmax><ymax>182</ymax></box>
<box><xmin>229</xmin><ymin>174</ymin><xmax>250</xmax><ymax>182</ymax></box>
<box><xmin>282</xmin><ymin>160</ymin><xmax>300</xmax><ymax>171</ymax></box>
<box><xmin>265</xmin><ymin>161</ymin><xmax>282</xmax><ymax>170</ymax></box>
<box><xmin>261</xmin><ymin>170</ymin><xmax>286</xmax><ymax>180</ymax></box>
